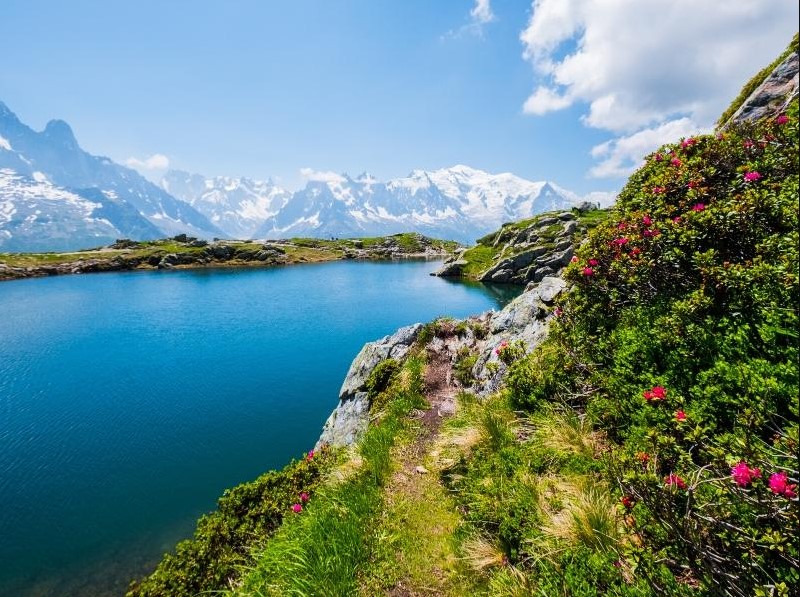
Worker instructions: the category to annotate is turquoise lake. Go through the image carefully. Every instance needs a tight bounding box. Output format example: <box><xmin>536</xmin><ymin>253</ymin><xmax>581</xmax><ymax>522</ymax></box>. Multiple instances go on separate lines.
<box><xmin>0</xmin><ymin>260</ymin><xmax>518</xmax><ymax>596</ymax></box>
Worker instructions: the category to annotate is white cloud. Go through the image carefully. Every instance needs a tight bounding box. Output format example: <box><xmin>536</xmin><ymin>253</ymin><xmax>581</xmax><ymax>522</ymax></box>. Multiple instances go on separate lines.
<box><xmin>126</xmin><ymin>153</ymin><xmax>170</xmax><ymax>171</ymax></box>
<box><xmin>299</xmin><ymin>167</ymin><xmax>346</xmax><ymax>184</ymax></box>
<box><xmin>589</xmin><ymin>118</ymin><xmax>708</xmax><ymax>179</ymax></box>
<box><xmin>518</xmin><ymin>0</ymin><xmax>799</xmax><ymax>176</ymax></box>
<box><xmin>470</xmin><ymin>0</ymin><xmax>495</xmax><ymax>25</ymax></box>
<box><xmin>444</xmin><ymin>0</ymin><xmax>496</xmax><ymax>39</ymax></box>
<box><xmin>523</xmin><ymin>86</ymin><xmax>572</xmax><ymax>115</ymax></box>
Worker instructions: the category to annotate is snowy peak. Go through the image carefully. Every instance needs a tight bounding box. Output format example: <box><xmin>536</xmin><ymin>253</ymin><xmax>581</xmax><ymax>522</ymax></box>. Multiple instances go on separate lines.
<box><xmin>162</xmin><ymin>170</ymin><xmax>291</xmax><ymax>239</ymax></box>
<box><xmin>255</xmin><ymin>165</ymin><xmax>587</xmax><ymax>243</ymax></box>
<box><xmin>0</xmin><ymin>100</ymin><xmax>223</xmax><ymax>250</ymax></box>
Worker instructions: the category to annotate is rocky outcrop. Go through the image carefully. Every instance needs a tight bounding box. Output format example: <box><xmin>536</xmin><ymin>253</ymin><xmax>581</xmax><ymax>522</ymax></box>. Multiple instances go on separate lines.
<box><xmin>316</xmin><ymin>324</ymin><xmax>422</xmax><ymax>447</ymax></box>
<box><xmin>434</xmin><ymin>206</ymin><xmax>602</xmax><ymax>286</ymax></box>
<box><xmin>726</xmin><ymin>50</ymin><xmax>799</xmax><ymax>127</ymax></box>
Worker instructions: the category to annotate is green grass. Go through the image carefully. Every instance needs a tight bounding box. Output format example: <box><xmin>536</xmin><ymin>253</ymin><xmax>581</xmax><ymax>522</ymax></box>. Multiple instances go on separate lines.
<box><xmin>232</xmin><ymin>354</ymin><xmax>428</xmax><ymax>597</ymax></box>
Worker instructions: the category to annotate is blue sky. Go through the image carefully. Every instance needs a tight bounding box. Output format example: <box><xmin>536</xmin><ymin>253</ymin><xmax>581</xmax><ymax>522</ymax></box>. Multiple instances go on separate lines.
<box><xmin>1</xmin><ymin>1</ymin><xmax>797</xmax><ymax>195</ymax></box>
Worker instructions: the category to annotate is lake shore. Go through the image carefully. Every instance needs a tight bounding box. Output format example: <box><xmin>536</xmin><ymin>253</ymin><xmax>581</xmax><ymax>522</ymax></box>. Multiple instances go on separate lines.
<box><xmin>0</xmin><ymin>233</ymin><xmax>459</xmax><ymax>282</ymax></box>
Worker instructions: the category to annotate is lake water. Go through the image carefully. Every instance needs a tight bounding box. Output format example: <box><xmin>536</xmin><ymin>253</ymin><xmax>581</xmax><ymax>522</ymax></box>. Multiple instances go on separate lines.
<box><xmin>0</xmin><ymin>260</ymin><xmax>518</xmax><ymax>596</ymax></box>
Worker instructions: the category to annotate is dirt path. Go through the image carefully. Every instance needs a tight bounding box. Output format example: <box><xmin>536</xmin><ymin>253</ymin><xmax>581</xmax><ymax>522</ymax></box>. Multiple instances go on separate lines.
<box><xmin>381</xmin><ymin>346</ymin><xmax>462</xmax><ymax>597</ymax></box>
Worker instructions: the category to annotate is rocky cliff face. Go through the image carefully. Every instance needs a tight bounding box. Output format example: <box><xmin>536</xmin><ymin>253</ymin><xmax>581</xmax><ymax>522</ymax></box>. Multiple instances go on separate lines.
<box><xmin>725</xmin><ymin>49</ymin><xmax>799</xmax><ymax>127</ymax></box>
<box><xmin>317</xmin><ymin>324</ymin><xmax>422</xmax><ymax>447</ymax></box>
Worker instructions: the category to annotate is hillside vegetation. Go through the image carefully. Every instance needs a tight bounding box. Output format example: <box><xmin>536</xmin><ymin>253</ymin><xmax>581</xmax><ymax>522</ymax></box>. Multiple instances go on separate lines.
<box><xmin>129</xmin><ymin>40</ymin><xmax>798</xmax><ymax>596</ymax></box>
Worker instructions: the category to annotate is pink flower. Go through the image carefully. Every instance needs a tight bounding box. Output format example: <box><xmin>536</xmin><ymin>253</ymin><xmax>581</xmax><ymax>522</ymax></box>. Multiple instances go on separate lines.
<box><xmin>642</xmin><ymin>215</ymin><xmax>653</xmax><ymax>226</ymax></box>
<box><xmin>617</xmin><ymin>222</ymin><xmax>627</xmax><ymax>230</ymax></box>
<box><xmin>692</xmin><ymin>203</ymin><xmax>705</xmax><ymax>212</ymax></box>
<box><xmin>582</xmin><ymin>267</ymin><xmax>594</xmax><ymax>276</ymax></box>
<box><xmin>744</xmin><ymin>171</ymin><xmax>762</xmax><ymax>182</ymax></box>
<box><xmin>654</xmin><ymin>153</ymin><xmax>663</xmax><ymax>162</ymax></box>
<box><xmin>588</xmin><ymin>259</ymin><xmax>599</xmax><ymax>266</ymax></box>
<box><xmin>291</xmin><ymin>503</ymin><xmax>303</xmax><ymax>513</ymax></box>
<box><xmin>612</xmin><ymin>237</ymin><xmax>629</xmax><ymax>246</ymax></box>
<box><xmin>495</xmin><ymin>340</ymin><xmax>509</xmax><ymax>355</ymax></box>
<box><xmin>621</xmin><ymin>495</ymin><xmax>634</xmax><ymax>509</ymax></box>
<box><xmin>643</xmin><ymin>229</ymin><xmax>661</xmax><ymax>238</ymax></box>
<box><xmin>644</xmin><ymin>385</ymin><xmax>667</xmax><ymax>401</ymax></box>
<box><xmin>775</xmin><ymin>114</ymin><xmax>789</xmax><ymax>125</ymax></box>
<box><xmin>672</xmin><ymin>216</ymin><xmax>682</xmax><ymax>223</ymax></box>
<box><xmin>675</xmin><ymin>410</ymin><xmax>687</xmax><ymax>422</ymax></box>
<box><xmin>731</xmin><ymin>461</ymin><xmax>762</xmax><ymax>487</ymax></box>
<box><xmin>664</xmin><ymin>473</ymin><xmax>687</xmax><ymax>490</ymax></box>
<box><xmin>687</xmin><ymin>181</ymin><xmax>698</xmax><ymax>189</ymax></box>
<box><xmin>630</xmin><ymin>247</ymin><xmax>642</xmax><ymax>257</ymax></box>
<box><xmin>637</xmin><ymin>452</ymin><xmax>650</xmax><ymax>464</ymax></box>
<box><xmin>681</xmin><ymin>137</ymin><xmax>696</xmax><ymax>148</ymax></box>
<box><xmin>769</xmin><ymin>472</ymin><xmax>797</xmax><ymax>498</ymax></box>
<box><xmin>671</xmin><ymin>158</ymin><xmax>682</xmax><ymax>167</ymax></box>
<box><xmin>554</xmin><ymin>307</ymin><xmax>563</xmax><ymax>317</ymax></box>
<box><xmin>743</xmin><ymin>139</ymin><xmax>754</xmax><ymax>148</ymax></box>
<box><xmin>570</xmin><ymin>255</ymin><xmax>579</xmax><ymax>263</ymax></box>
<box><xmin>306</xmin><ymin>449</ymin><xmax>315</xmax><ymax>461</ymax></box>
<box><xmin>299</xmin><ymin>492</ymin><xmax>310</xmax><ymax>503</ymax></box>
<box><xmin>652</xmin><ymin>186</ymin><xmax>666</xmax><ymax>194</ymax></box>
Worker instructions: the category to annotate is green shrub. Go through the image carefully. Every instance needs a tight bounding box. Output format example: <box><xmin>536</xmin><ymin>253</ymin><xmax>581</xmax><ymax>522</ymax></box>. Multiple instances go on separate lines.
<box><xmin>127</xmin><ymin>448</ymin><xmax>335</xmax><ymax>597</ymax></box>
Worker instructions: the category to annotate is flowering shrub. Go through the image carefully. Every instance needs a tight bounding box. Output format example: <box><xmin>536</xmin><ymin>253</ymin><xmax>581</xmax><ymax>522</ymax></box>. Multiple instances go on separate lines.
<box><xmin>547</xmin><ymin>98</ymin><xmax>799</xmax><ymax>594</ymax></box>
<box><xmin>495</xmin><ymin>339</ymin><xmax>526</xmax><ymax>365</ymax></box>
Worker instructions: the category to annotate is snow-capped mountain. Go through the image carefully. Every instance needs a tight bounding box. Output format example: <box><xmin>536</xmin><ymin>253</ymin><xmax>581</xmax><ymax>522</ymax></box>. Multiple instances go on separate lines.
<box><xmin>254</xmin><ymin>165</ymin><xmax>585</xmax><ymax>243</ymax></box>
<box><xmin>162</xmin><ymin>170</ymin><xmax>290</xmax><ymax>239</ymax></box>
<box><xmin>0</xmin><ymin>169</ymin><xmax>162</xmax><ymax>252</ymax></box>
<box><xmin>0</xmin><ymin>101</ymin><xmax>223</xmax><ymax>251</ymax></box>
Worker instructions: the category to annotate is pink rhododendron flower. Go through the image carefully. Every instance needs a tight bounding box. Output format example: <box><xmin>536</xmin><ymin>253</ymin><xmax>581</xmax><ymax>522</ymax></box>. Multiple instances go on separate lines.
<box><xmin>775</xmin><ymin>114</ymin><xmax>789</xmax><ymax>125</ymax></box>
<box><xmin>554</xmin><ymin>307</ymin><xmax>563</xmax><ymax>317</ymax></box>
<box><xmin>654</xmin><ymin>153</ymin><xmax>663</xmax><ymax>161</ymax></box>
<box><xmin>692</xmin><ymin>203</ymin><xmax>705</xmax><ymax>212</ymax></box>
<box><xmin>652</xmin><ymin>186</ymin><xmax>666</xmax><ymax>194</ymax></box>
<box><xmin>621</xmin><ymin>495</ymin><xmax>634</xmax><ymax>509</ymax></box>
<box><xmin>495</xmin><ymin>340</ymin><xmax>508</xmax><ymax>355</ymax></box>
<box><xmin>743</xmin><ymin>139</ymin><xmax>754</xmax><ymax>148</ymax></box>
<box><xmin>744</xmin><ymin>171</ymin><xmax>762</xmax><ymax>182</ymax></box>
<box><xmin>630</xmin><ymin>247</ymin><xmax>642</xmax><ymax>257</ymax></box>
<box><xmin>731</xmin><ymin>462</ymin><xmax>761</xmax><ymax>487</ymax></box>
<box><xmin>681</xmin><ymin>137</ymin><xmax>696</xmax><ymax>148</ymax></box>
<box><xmin>299</xmin><ymin>492</ymin><xmax>310</xmax><ymax>503</ymax></box>
<box><xmin>612</xmin><ymin>237</ymin><xmax>629</xmax><ymax>246</ymax></box>
<box><xmin>582</xmin><ymin>267</ymin><xmax>594</xmax><ymax>276</ymax></box>
<box><xmin>687</xmin><ymin>181</ymin><xmax>698</xmax><ymax>189</ymax></box>
<box><xmin>675</xmin><ymin>410</ymin><xmax>687</xmax><ymax>422</ymax></box>
<box><xmin>769</xmin><ymin>472</ymin><xmax>797</xmax><ymax>498</ymax></box>
<box><xmin>672</xmin><ymin>216</ymin><xmax>682</xmax><ymax>223</ymax></box>
<box><xmin>644</xmin><ymin>385</ymin><xmax>667</xmax><ymax>401</ymax></box>
<box><xmin>671</xmin><ymin>158</ymin><xmax>682</xmax><ymax>167</ymax></box>
<box><xmin>617</xmin><ymin>222</ymin><xmax>627</xmax><ymax>230</ymax></box>
<box><xmin>637</xmin><ymin>452</ymin><xmax>650</xmax><ymax>464</ymax></box>
<box><xmin>643</xmin><ymin>229</ymin><xmax>661</xmax><ymax>238</ymax></box>
<box><xmin>642</xmin><ymin>215</ymin><xmax>653</xmax><ymax>226</ymax></box>
<box><xmin>588</xmin><ymin>259</ymin><xmax>599</xmax><ymax>266</ymax></box>
<box><xmin>306</xmin><ymin>449</ymin><xmax>315</xmax><ymax>461</ymax></box>
<box><xmin>570</xmin><ymin>255</ymin><xmax>579</xmax><ymax>263</ymax></box>
<box><xmin>291</xmin><ymin>503</ymin><xmax>303</xmax><ymax>513</ymax></box>
<box><xmin>664</xmin><ymin>473</ymin><xmax>687</xmax><ymax>490</ymax></box>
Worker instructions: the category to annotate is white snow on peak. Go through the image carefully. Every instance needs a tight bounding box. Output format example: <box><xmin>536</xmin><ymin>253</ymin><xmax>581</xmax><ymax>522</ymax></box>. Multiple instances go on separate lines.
<box><xmin>0</xmin><ymin>135</ymin><xmax>11</xmax><ymax>151</ymax></box>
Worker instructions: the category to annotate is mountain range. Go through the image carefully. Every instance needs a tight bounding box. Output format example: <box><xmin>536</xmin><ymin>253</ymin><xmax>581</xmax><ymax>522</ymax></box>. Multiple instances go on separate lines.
<box><xmin>0</xmin><ymin>101</ymin><xmax>603</xmax><ymax>251</ymax></box>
